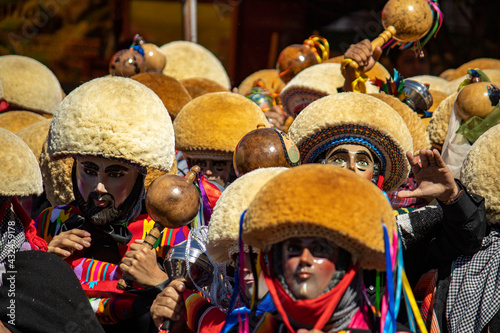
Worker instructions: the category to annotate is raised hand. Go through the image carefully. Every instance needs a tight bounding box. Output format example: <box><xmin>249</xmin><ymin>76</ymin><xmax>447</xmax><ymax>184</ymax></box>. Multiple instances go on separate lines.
<box><xmin>398</xmin><ymin>149</ymin><xmax>460</xmax><ymax>203</ymax></box>
<box><xmin>342</xmin><ymin>39</ymin><xmax>382</xmax><ymax>92</ymax></box>
<box><xmin>47</xmin><ymin>229</ymin><xmax>91</xmax><ymax>259</ymax></box>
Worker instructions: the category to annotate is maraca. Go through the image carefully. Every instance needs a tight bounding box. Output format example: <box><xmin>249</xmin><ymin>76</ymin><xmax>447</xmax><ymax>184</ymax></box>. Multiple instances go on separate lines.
<box><xmin>141</xmin><ymin>43</ymin><xmax>167</xmax><ymax>73</ymax></box>
<box><xmin>117</xmin><ymin>165</ymin><xmax>201</xmax><ymax>290</ymax></box>
<box><xmin>456</xmin><ymin>82</ymin><xmax>500</xmax><ymax>121</ymax></box>
<box><xmin>381</xmin><ymin>0</ymin><xmax>433</xmax><ymax>44</ymax></box>
<box><xmin>109</xmin><ymin>48</ymin><xmax>146</xmax><ymax>77</ymax></box>
<box><xmin>132</xmin><ymin>34</ymin><xmax>167</xmax><ymax>73</ymax></box>
<box><xmin>109</xmin><ymin>35</ymin><xmax>167</xmax><ymax>77</ymax></box>
<box><xmin>276</xmin><ymin>35</ymin><xmax>329</xmax><ymax>83</ymax></box>
<box><xmin>233</xmin><ymin>125</ymin><xmax>300</xmax><ymax>177</ymax></box>
<box><xmin>349</xmin><ymin>0</ymin><xmax>442</xmax><ymax>69</ymax></box>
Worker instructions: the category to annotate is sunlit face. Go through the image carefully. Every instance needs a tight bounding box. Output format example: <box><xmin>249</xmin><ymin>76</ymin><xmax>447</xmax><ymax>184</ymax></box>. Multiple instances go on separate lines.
<box><xmin>76</xmin><ymin>156</ymin><xmax>139</xmax><ymax>209</ymax></box>
<box><xmin>322</xmin><ymin>144</ymin><xmax>375</xmax><ymax>181</ymax></box>
<box><xmin>188</xmin><ymin>158</ymin><xmax>232</xmax><ymax>187</ymax></box>
<box><xmin>282</xmin><ymin>237</ymin><xmax>339</xmax><ymax>300</ymax></box>
<box><xmin>395</xmin><ymin>49</ymin><xmax>430</xmax><ymax>78</ymax></box>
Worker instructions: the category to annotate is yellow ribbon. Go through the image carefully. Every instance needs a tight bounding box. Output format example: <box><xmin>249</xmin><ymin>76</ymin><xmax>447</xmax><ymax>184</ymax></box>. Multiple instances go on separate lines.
<box><xmin>340</xmin><ymin>58</ymin><xmax>368</xmax><ymax>93</ymax></box>
<box><xmin>250</xmin><ymin>250</ymin><xmax>263</xmax><ymax>309</ymax></box>
<box><xmin>303</xmin><ymin>35</ymin><xmax>330</xmax><ymax>63</ymax></box>
<box><xmin>402</xmin><ymin>269</ymin><xmax>429</xmax><ymax>333</ymax></box>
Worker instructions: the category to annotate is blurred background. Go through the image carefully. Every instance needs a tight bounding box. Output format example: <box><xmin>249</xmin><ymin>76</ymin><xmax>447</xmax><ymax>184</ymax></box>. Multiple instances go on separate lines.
<box><xmin>1</xmin><ymin>0</ymin><xmax>498</xmax><ymax>93</ymax></box>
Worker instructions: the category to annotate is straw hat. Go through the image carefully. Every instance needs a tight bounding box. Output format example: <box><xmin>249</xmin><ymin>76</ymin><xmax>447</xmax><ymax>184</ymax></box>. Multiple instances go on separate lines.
<box><xmin>242</xmin><ymin>164</ymin><xmax>395</xmax><ymax>270</ymax></box>
<box><xmin>280</xmin><ymin>63</ymin><xmax>379</xmax><ymax>118</ymax></box>
<box><xmin>15</xmin><ymin>118</ymin><xmax>52</xmax><ymax>161</ymax></box>
<box><xmin>0</xmin><ymin>128</ymin><xmax>43</xmax><ymax>197</ymax></box>
<box><xmin>370</xmin><ymin>93</ymin><xmax>431</xmax><ymax>154</ymax></box>
<box><xmin>0</xmin><ymin>111</ymin><xmax>46</xmax><ymax>133</ymax></box>
<box><xmin>131</xmin><ymin>72</ymin><xmax>192</xmax><ymax>120</ymax></box>
<box><xmin>427</xmin><ymin>92</ymin><xmax>458</xmax><ymax>150</ymax></box>
<box><xmin>160</xmin><ymin>41</ymin><xmax>231</xmax><ymax>89</ymax></box>
<box><xmin>180</xmin><ymin>77</ymin><xmax>229</xmax><ymax>100</ymax></box>
<box><xmin>428</xmin><ymin>89</ymin><xmax>449</xmax><ymax>112</ymax></box>
<box><xmin>174</xmin><ymin>92</ymin><xmax>269</xmax><ymax>160</ymax></box>
<box><xmin>406</xmin><ymin>75</ymin><xmax>450</xmax><ymax>95</ymax></box>
<box><xmin>48</xmin><ymin>76</ymin><xmax>175</xmax><ymax>172</ymax></box>
<box><xmin>288</xmin><ymin>92</ymin><xmax>412</xmax><ymax>191</ymax></box>
<box><xmin>181</xmin><ymin>77</ymin><xmax>228</xmax><ymax>93</ymax></box>
<box><xmin>0</xmin><ymin>55</ymin><xmax>63</xmax><ymax>115</ymax></box>
<box><xmin>445</xmin><ymin>58</ymin><xmax>500</xmax><ymax>81</ymax></box>
<box><xmin>447</xmin><ymin>69</ymin><xmax>500</xmax><ymax>94</ymax></box>
<box><xmin>461</xmin><ymin>124</ymin><xmax>500</xmax><ymax>224</ymax></box>
<box><xmin>207</xmin><ymin>167</ymin><xmax>287</xmax><ymax>264</ymax></box>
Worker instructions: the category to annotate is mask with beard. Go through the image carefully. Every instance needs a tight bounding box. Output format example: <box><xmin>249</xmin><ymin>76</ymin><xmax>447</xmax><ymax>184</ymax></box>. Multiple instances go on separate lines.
<box><xmin>76</xmin><ymin>191</ymin><xmax>120</xmax><ymax>226</ymax></box>
<box><xmin>71</xmin><ymin>160</ymin><xmax>146</xmax><ymax>227</ymax></box>
<box><xmin>59</xmin><ymin>160</ymin><xmax>146</xmax><ymax>262</ymax></box>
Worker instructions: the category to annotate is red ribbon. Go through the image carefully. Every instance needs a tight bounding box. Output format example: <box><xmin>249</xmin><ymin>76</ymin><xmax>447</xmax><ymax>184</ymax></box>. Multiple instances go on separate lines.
<box><xmin>261</xmin><ymin>253</ymin><xmax>359</xmax><ymax>333</ymax></box>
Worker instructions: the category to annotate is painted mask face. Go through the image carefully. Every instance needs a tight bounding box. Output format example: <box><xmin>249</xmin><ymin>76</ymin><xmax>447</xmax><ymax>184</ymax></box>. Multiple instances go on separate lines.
<box><xmin>322</xmin><ymin>144</ymin><xmax>375</xmax><ymax>181</ymax></box>
<box><xmin>76</xmin><ymin>156</ymin><xmax>139</xmax><ymax>211</ymax></box>
<box><xmin>188</xmin><ymin>158</ymin><xmax>232</xmax><ymax>187</ymax></box>
<box><xmin>282</xmin><ymin>237</ymin><xmax>339</xmax><ymax>300</ymax></box>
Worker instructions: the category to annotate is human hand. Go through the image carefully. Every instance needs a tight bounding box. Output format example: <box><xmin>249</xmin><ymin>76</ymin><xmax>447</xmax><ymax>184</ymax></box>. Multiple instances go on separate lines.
<box><xmin>342</xmin><ymin>39</ymin><xmax>382</xmax><ymax>92</ymax></box>
<box><xmin>297</xmin><ymin>329</ymin><xmax>324</xmax><ymax>333</ymax></box>
<box><xmin>47</xmin><ymin>229</ymin><xmax>91</xmax><ymax>259</ymax></box>
<box><xmin>398</xmin><ymin>149</ymin><xmax>460</xmax><ymax>203</ymax></box>
<box><xmin>150</xmin><ymin>279</ymin><xmax>187</xmax><ymax>330</ymax></box>
<box><xmin>266</xmin><ymin>106</ymin><xmax>286</xmax><ymax>131</ymax></box>
<box><xmin>119</xmin><ymin>239</ymin><xmax>169</xmax><ymax>287</ymax></box>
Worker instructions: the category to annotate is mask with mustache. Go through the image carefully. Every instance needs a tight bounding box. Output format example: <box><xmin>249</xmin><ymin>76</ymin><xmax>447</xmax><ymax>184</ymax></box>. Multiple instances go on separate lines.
<box><xmin>71</xmin><ymin>160</ymin><xmax>145</xmax><ymax>227</ymax></box>
<box><xmin>77</xmin><ymin>191</ymin><xmax>120</xmax><ymax>226</ymax></box>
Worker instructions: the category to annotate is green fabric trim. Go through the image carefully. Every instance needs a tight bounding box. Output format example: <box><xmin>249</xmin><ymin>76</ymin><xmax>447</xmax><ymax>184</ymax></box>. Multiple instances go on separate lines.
<box><xmin>457</xmin><ymin>104</ymin><xmax>500</xmax><ymax>143</ymax></box>
<box><xmin>457</xmin><ymin>69</ymin><xmax>491</xmax><ymax>92</ymax></box>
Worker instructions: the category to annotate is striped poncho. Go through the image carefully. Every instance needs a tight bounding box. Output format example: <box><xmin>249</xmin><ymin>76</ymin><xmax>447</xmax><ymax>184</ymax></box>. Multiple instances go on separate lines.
<box><xmin>35</xmin><ymin>204</ymin><xmax>189</xmax><ymax>324</ymax></box>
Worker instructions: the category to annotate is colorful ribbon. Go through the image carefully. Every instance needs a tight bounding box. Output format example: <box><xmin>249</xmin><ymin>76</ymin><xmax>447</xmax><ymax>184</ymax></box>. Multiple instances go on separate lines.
<box><xmin>341</xmin><ymin>58</ymin><xmax>369</xmax><ymax>93</ymax></box>
<box><xmin>303</xmin><ymin>35</ymin><xmax>330</xmax><ymax>63</ymax></box>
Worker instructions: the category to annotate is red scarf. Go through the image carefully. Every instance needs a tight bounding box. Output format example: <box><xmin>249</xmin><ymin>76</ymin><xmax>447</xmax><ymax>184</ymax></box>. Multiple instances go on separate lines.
<box><xmin>261</xmin><ymin>253</ymin><xmax>359</xmax><ymax>333</ymax></box>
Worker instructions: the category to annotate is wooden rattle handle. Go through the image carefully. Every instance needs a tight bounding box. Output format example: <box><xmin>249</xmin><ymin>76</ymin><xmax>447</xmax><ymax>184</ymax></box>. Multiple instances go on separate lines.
<box><xmin>371</xmin><ymin>26</ymin><xmax>396</xmax><ymax>49</ymax></box>
<box><xmin>348</xmin><ymin>26</ymin><xmax>396</xmax><ymax>70</ymax></box>
<box><xmin>184</xmin><ymin>165</ymin><xmax>200</xmax><ymax>184</ymax></box>
<box><xmin>143</xmin><ymin>224</ymin><xmax>163</xmax><ymax>248</ymax></box>
<box><xmin>117</xmin><ymin>223</ymin><xmax>163</xmax><ymax>290</ymax></box>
